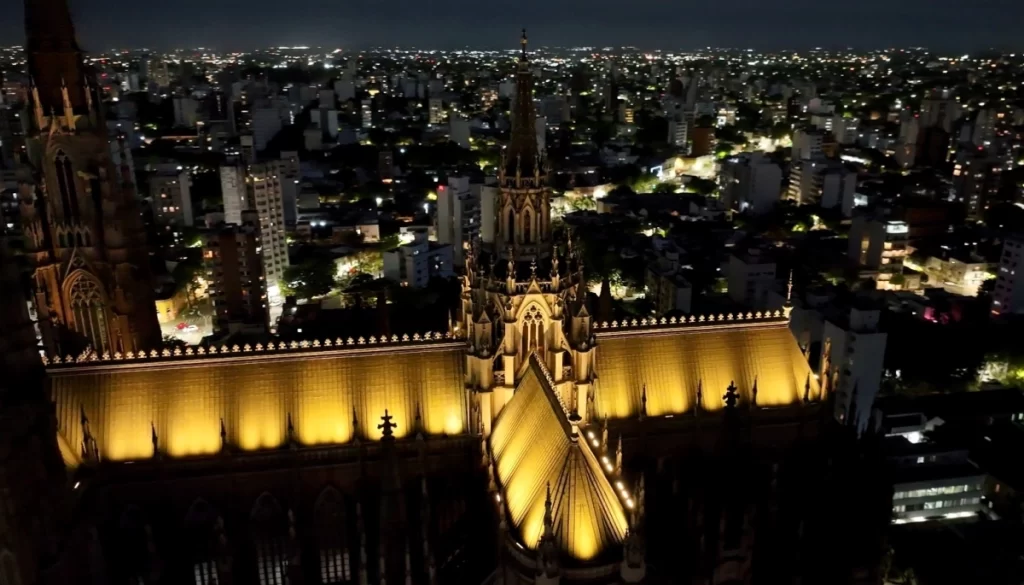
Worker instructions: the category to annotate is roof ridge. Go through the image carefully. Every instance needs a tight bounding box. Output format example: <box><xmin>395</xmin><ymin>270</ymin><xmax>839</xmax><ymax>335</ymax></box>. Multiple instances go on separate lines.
<box><xmin>593</xmin><ymin>309</ymin><xmax>790</xmax><ymax>333</ymax></box>
<box><xmin>43</xmin><ymin>331</ymin><xmax>456</xmax><ymax>368</ymax></box>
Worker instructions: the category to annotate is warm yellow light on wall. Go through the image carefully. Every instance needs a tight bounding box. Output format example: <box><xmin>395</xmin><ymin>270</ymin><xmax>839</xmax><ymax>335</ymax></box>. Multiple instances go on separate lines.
<box><xmin>48</xmin><ymin>345</ymin><xmax>468</xmax><ymax>461</ymax></box>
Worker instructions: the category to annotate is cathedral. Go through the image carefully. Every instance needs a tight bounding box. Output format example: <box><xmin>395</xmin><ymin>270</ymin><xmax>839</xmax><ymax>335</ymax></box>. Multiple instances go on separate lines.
<box><xmin>0</xmin><ymin>8</ymin><xmax>889</xmax><ymax>585</ymax></box>
<box><xmin>18</xmin><ymin>0</ymin><xmax>161</xmax><ymax>358</ymax></box>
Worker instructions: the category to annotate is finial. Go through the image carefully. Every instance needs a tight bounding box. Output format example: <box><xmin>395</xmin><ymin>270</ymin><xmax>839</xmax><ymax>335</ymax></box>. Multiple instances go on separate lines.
<box><xmin>542</xmin><ymin>481</ymin><xmax>553</xmax><ymax>534</ymax></box>
<box><xmin>751</xmin><ymin>376</ymin><xmax>759</xmax><ymax>408</ymax></box>
<box><xmin>287</xmin><ymin>412</ymin><xmax>297</xmax><ymax>447</ymax></box>
<box><xmin>695</xmin><ymin>379</ymin><xmax>703</xmax><ymax>414</ymax></box>
<box><xmin>723</xmin><ymin>381</ymin><xmax>739</xmax><ymax>410</ymax></box>
<box><xmin>639</xmin><ymin>385</ymin><xmax>647</xmax><ymax>420</ymax></box>
<box><xmin>615</xmin><ymin>434</ymin><xmax>623</xmax><ymax>474</ymax></box>
<box><xmin>521</xmin><ymin>29</ymin><xmax>528</xmax><ymax>61</ymax></box>
<box><xmin>378</xmin><ymin>409</ymin><xmax>397</xmax><ymax>440</ymax></box>
<box><xmin>786</xmin><ymin>269</ymin><xmax>794</xmax><ymax>306</ymax></box>
<box><xmin>530</xmin><ymin>257</ymin><xmax>537</xmax><ymax>279</ymax></box>
<box><xmin>151</xmin><ymin>422</ymin><xmax>159</xmax><ymax>458</ymax></box>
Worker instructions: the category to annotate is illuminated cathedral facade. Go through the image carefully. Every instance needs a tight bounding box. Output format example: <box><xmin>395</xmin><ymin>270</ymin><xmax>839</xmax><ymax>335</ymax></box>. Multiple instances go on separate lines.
<box><xmin>18</xmin><ymin>0</ymin><xmax>161</xmax><ymax>358</ymax></box>
<box><xmin>0</xmin><ymin>10</ymin><xmax>889</xmax><ymax>585</ymax></box>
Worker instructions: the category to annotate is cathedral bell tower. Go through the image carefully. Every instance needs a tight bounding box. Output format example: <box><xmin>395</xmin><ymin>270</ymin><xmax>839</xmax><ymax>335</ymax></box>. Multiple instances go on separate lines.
<box><xmin>19</xmin><ymin>0</ymin><xmax>160</xmax><ymax>356</ymax></box>
<box><xmin>495</xmin><ymin>30</ymin><xmax>552</xmax><ymax>261</ymax></box>
<box><xmin>462</xmin><ymin>32</ymin><xmax>597</xmax><ymax>437</ymax></box>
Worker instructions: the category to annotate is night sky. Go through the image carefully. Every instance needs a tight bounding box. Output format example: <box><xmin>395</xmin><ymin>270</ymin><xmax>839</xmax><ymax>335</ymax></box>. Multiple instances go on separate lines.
<box><xmin>5</xmin><ymin>0</ymin><xmax>1024</xmax><ymax>52</ymax></box>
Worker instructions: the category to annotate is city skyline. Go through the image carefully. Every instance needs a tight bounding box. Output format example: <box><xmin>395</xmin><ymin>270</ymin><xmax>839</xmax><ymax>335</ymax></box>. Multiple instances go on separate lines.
<box><xmin>3</xmin><ymin>0</ymin><xmax>1024</xmax><ymax>52</ymax></box>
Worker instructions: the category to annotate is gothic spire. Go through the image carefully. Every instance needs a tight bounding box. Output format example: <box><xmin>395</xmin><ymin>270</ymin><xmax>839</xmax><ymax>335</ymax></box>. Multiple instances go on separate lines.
<box><xmin>25</xmin><ymin>0</ymin><xmax>91</xmax><ymax>115</ymax></box>
<box><xmin>503</xmin><ymin>29</ymin><xmax>540</xmax><ymax>182</ymax></box>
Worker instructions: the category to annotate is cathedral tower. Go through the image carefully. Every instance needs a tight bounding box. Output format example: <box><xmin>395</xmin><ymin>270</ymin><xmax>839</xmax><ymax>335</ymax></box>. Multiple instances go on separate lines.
<box><xmin>495</xmin><ymin>30</ymin><xmax>552</xmax><ymax>260</ymax></box>
<box><xmin>20</xmin><ymin>0</ymin><xmax>160</xmax><ymax>356</ymax></box>
<box><xmin>463</xmin><ymin>32</ymin><xmax>597</xmax><ymax>436</ymax></box>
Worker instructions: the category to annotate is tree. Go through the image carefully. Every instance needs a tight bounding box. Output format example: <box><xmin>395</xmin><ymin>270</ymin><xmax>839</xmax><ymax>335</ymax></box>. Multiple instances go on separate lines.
<box><xmin>686</xmin><ymin>177</ymin><xmax>718</xmax><ymax>196</ymax></box>
<box><xmin>281</xmin><ymin>257</ymin><xmax>337</xmax><ymax>300</ymax></box>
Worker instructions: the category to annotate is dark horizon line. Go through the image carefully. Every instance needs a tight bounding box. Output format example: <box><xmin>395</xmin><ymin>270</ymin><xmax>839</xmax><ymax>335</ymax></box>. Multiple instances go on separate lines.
<box><xmin>2</xmin><ymin>41</ymin><xmax>1021</xmax><ymax>56</ymax></box>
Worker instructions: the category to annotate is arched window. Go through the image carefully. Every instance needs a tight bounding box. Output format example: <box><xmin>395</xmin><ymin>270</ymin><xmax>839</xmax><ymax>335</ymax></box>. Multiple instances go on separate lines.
<box><xmin>54</xmin><ymin>151</ymin><xmax>79</xmax><ymax>218</ymax></box>
<box><xmin>523</xmin><ymin>210</ymin><xmax>532</xmax><ymax>244</ymax></box>
<box><xmin>314</xmin><ymin>488</ymin><xmax>351</xmax><ymax>584</ymax></box>
<box><xmin>184</xmin><ymin>500</ymin><xmax>220</xmax><ymax>585</ymax></box>
<box><xmin>68</xmin><ymin>274</ymin><xmax>109</xmax><ymax>353</ymax></box>
<box><xmin>76</xmin><ymin>233</ymin><xmax>84</xmax><ymax>247</ymax></box>
<box><xmin>58</xmin><ymin>233</ymin><xmax>66</xmax><ymax>248</ymax></box>
<box><xmin>519</xmin><ymin>305</ymin><xmax>546</xmax><ymax>360</ymax></box>
<box><xmin>251</xmin><ymin>494</ymin><xmax>287</xmax><ymax>585</ymax></box>
<box><xmin>506</xmin><ymin>210</ymin><xmax>515</xmax><ymax>244</ymax></box>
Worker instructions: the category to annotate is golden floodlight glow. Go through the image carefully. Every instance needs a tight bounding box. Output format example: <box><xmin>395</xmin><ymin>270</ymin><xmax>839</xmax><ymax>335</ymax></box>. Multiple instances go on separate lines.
<box><xmin>490</xmin><ymin>360</ymin><xmax>629</xmax><ymax>561</ymax></box>
<box><xmin>48</xmin><ymin>345</ymin><xmax>467</xmax><ymax>461</ymax></box>
<box><xmin>595</xmin><ymin>323</ymin><xmax>819</xmax><ymax>419</ymax></box>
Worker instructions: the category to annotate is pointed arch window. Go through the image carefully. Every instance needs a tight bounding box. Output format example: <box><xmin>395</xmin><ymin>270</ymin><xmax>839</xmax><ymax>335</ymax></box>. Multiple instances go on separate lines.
<box><xmin>315</xmin><ymin>489</ymin><xmax>351</xmax><ymax>584</ymax></box>
<box><xmin>251</xmin><ymin>494</ymin><xmax>287</xmax><ymax>585</ymax></box>
<box><xmin>520</xmin><ymin>305</ymin><xmax>546</xmax><ymax>359</ymax></box>
<box><xmin>54</xmin><ymin>151</ymin><xmax>79</xmax><ymax>218</ymax></box>
<box><xmin>506</xmin><ymin>210</ymin><xmax>515</xmax><ymax>244</ymax></box>
<box><xmin>523</xmin><ymin>210</ymin><xmax>532</xmax><ymax>244</ymax></box>
<box><xmin>68</xmin><ymin>274</ymin><xmax>109</xmax><ymax>353</ymax></box>
<box><xmin>184</xmin><ymin>500</ymin><xmax>220</xmax><ymax>585</ymax></box>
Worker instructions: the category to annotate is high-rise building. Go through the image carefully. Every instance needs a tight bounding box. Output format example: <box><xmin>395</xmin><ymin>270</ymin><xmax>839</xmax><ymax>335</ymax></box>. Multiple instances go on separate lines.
<box><xmin>953</xmin><ymin>150</ymin><xmax>1005</xmax><ymax>220</ymax></box>
<box><xmin>920</xmin><ymin>89</ymin><xmax>961</xmax><ymax>133</ymax></box>
<box><xmin>251</xmin><ymin>106</ymin><xmax>284</xmax><ymax>152</ymax></box>
<box><xmin>249</xmin><ymin>162</ymin><xmax>290</xmax><ymax>304</ymax></box>
<box><xmin>727</xmin><ymin>248</ymin><xmax>779</xmax><ymax>309</ymax></box>
<box><xmin>435</xmin><ymin>176</ymin><xmax>480</xmax><ymax>266</ymax></box>
<box><xmin>848</xmin><ymin>215</ymin><xmax>908</xmax><ymax>289</ymax></box>
<box><xmin>382</xmin><ymin>231</ymin><xmax>454</xmax><ymax>288</ymax></box>
<box><xmin>172</xmin><ymin>95</ymin><xmax>198</xmax><ymax>128</ymax></box>
<box><xmin>821</xmin><ymin>304</ymin><xmax>887</xmax><ymax>431</ymax></box>
<box><xmin>428</xmin><ymin>97</ymin><xmax>445</xmax><ymax>125</ymax></box>
<box><xmin>19</xmin><ymin>0</ymin><xmax>160</xmax><ymax>355</ymax></box>
<box><xmin>378</xmin><ymin>150</ymin><xmax>394</xmax><ymax>181</ymax></box>
<box><xmin>791</xmin><ymin>127</ymin><xmax>827</xmax><ymax>160</ymax></box>
<box><xmin>149</xmin><ymin>169</ymin><xmax>193</xmax><ymax>238</ymax></box>
<box><xmin>534</xmin><ymin>115</ymin><xmax>546</xmax><ymax>154</ymax></box>
<box><xmin>787</xmin><ymin>160</ymin><xmax>856</xmax><ymax>212</ymax></box>
<box><xmin>203</xmin><ymin>211</ymin><xmax>268</xmax><ymax>333</ymax></box>
<box><xmin>361</xmin><ymin>98</ymin><xmax>373</xmax><ymax>128</ymax></box>
<box><xmin>449</xmin><ymin>113</ymin><xmax>470</xmax><ymax>148</ymax></box>
<box><xmin>720</xmin><ymin>153</ymin><xmax>782</xmax><ymax>214</ymax></box>
<box><xmin>667</xmin><ymin>117</ymin><xmax>688</xmax><ymax>150</ymax></box>
<box><xmin>220</xmin><ymin>162</ymin><xmax>249</xmax><ymax>224</ymax></box>
<box><xmin>992</xmin><ymin>237</ymin><xmax>1024</xmax><ymax>316</ymax></box>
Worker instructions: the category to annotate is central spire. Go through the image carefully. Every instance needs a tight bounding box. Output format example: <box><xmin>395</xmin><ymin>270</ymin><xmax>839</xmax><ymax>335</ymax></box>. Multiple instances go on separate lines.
<box><xmin>25</xmin><ymin>0</ymin><xmax>91</xmax><ymax>115</ymax></box>
<box><xmin>503</xmin><ymin>29</ymin><xmax>541</xmax><ymax>184</ymax></box>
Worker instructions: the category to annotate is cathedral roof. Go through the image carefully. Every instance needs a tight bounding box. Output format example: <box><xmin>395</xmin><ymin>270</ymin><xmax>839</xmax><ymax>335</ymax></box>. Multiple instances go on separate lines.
<box><xmin>48</xmin><ymin>341</ymin><xmax>467</xmax><ymax>462</ymax></box>
<box><xmin>594</xmin><ymin>317</ymin><xmax>820</xmax><ymax>418</ymax></box>
<box><xmin>490</xmin><ymin>356</ymin><xmax>629</xmax><ymax>562</ymax></box>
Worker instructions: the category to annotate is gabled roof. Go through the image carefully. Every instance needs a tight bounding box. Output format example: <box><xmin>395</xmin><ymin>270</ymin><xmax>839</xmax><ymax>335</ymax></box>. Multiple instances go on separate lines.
<box><xmin>595</xmin><ymin>319</ymin><xmax>819</xmax><ymax>418</ymax></box>
<box><xmin>490</xmin><ymin>356</ymin><xmax>629</xmax><ymax>561</ymax></box>
<box><xmin>48</xmin><ymin>342</ymin><xmax>467</xmax><ymax>462</ymax></box>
